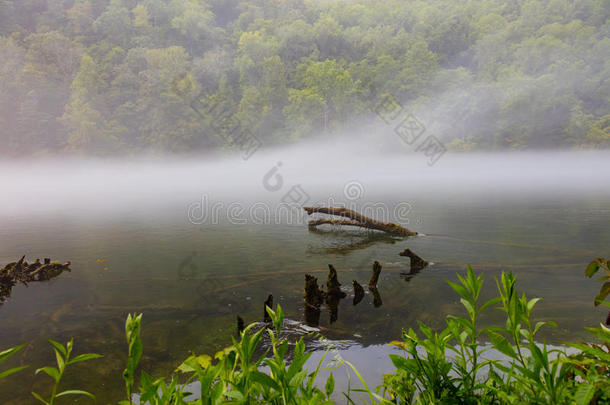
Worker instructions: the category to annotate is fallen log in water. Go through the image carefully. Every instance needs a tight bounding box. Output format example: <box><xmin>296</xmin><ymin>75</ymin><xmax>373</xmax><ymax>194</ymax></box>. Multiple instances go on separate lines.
<box><xmin>0</xmin><ymin>256</ymin><xmax>71</xmax><ymax>304</ymax></box>
<box><xmin>303</xmin><ymin>207</ymin><xmax>417</xmax><ymax>236</ymax></box>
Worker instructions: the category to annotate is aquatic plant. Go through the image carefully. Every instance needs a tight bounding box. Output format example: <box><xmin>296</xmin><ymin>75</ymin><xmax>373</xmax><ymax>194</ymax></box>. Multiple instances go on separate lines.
<box><xmin>32</xmin><ymin>339</ymin><xmax>101</xmax><ymax>405</ymax></box>
<box><xmin>3</xmin><ymin>267</ymin><xmax>610</xmax><ymax>404</ymax></box>
<box><xmin>0</xmin><ymin>343</ymin><xmax>28</xmax><ymax>380</ymax></box>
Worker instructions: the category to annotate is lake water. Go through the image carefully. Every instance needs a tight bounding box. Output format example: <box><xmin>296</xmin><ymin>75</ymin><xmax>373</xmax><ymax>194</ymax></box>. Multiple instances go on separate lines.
<box><xmin>1</xmin><ymin>150</ymin><xmax>609</xmax><ymax>403</ymax></box>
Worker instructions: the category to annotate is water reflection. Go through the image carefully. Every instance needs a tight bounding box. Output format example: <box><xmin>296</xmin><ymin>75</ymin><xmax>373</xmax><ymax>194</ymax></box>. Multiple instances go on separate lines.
<box><xmin>306</xmin><ymin>228</ymin><xmax>401</xmax><ymax>255</ymax></box>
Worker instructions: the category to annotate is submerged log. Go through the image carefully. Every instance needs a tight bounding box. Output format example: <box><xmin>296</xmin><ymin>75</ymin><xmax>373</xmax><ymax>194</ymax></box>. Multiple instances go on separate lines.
<box><xmin>326</xmin><ymin>264</ymin><xmax>346</xmax><ymax>298</ymax></box>
<box><xmin>369</xmin><ymin>261</ymin><xmax>382</xmax><ymax>287</ymax></box>
<box><xmin>304</xmin><ymin>207</ymin><xmax>417</xmax><ymax>236</ymax></box>
<box><xmin>400</xmin><ymin>248</ymin><xmax>428</xmax><ymax>271</ymax></box>
<box><xmin>353</xmin><ymin>280</ymin><xmax>364</xmax><ymax>305</ymax></box>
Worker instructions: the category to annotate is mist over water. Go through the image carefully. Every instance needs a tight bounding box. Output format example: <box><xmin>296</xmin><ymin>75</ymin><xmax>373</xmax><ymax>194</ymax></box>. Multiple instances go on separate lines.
<box><xmin>2</xmin><ymin>145</ymin><xmax>610</xmax><ymax>220</ymax></box>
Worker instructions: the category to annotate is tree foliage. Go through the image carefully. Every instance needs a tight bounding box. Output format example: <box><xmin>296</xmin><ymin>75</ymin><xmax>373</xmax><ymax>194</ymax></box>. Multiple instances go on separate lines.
<box><xmin>0</xmin><ymin>0</ymin><xmax>608</xmax><ymax>155</ymax></box>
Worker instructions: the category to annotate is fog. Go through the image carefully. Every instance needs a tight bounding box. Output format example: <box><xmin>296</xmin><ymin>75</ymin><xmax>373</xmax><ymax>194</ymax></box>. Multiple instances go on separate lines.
<box><xmin>2</xmin><ymin>142</ymin><xmax>609</xmax><ymax>219</ymax></box>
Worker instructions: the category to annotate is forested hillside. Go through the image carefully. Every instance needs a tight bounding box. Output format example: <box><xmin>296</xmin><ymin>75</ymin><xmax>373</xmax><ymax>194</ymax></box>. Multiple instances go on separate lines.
<box><xmin>0</xmin><ymin>0</ymin><xmax>608</xmax><ymax>155</ymax></box>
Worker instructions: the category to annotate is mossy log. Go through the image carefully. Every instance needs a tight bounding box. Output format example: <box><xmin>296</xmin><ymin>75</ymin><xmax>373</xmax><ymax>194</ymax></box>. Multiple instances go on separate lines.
<box><xmin>0</xmin><ymin>256</ymin><xmax>71</xmax><ymax>304</ymax></box>
<box><xmin>1</xmin><ymin>255</ymin><xmax>71</xmax><ymax>283</ymax></box>
<box><xmin>303</xmin><ymin>207</ymin><xmax>417</xmax><ymax>236</ymax></box>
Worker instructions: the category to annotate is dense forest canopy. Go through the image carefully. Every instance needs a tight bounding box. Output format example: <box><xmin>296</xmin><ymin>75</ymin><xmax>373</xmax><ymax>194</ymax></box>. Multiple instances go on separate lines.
<box><xmin>0</xmin><ymin>0</ymin><xmax>608</xmax><ymax>156</ymax></box>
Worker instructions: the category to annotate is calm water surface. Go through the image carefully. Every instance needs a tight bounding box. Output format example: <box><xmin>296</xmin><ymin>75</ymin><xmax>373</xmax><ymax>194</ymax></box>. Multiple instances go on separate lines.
<box><xmin>1</xmin><ymin>151</ymin><xmax>609</xmax><ymax>403</ymax></box>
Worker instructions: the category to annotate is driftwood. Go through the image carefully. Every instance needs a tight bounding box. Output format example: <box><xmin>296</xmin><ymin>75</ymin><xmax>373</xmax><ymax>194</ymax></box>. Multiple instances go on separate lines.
<box><xmin>304</xmin><ymin>207</ymin><xmax>417</xmax><ymax>236</ymax></box>
<box><xmin>369</xmin><ymin>261</ymin><xmax>382</xmax><ymax>287</ymax></box>
<box><xmin>400</xmin><ymin>248</ymin><xmax>428</xmax><ymax>271</ymax></box>
<box><xmin>1</xmin><ymin>256</ymin><xmax>71</xmax><ymax>304</ymax></box>
<box><xmin>353</xmin><ymin>280</ymin><xmax>364</xmax><ymax>305</ymax></box>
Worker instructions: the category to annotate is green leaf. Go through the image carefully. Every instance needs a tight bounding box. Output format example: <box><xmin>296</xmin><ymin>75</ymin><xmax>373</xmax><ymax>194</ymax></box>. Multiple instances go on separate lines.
<box><xmin>594</xmin><ymin>282</ymin><xmax>610</xmax><ymax>306</ymax></box>
<box><xmin>35</xmin><ymin>366</ymin><xmax>60</xmax><ymax>383</ymax></box>
<box><xmin>447</xmin><ymin>280</ymin><xmax>470</xmax><ymax>301</ymax></box>
<box><xmin>488</xmin><ymin>331</ymin><xmax>517</xmax><ymax>359</ymax></box>
<box><xmin>54</xmin><ymin>349</ymin><xmax>64</xmax><ymax>371</ymax></box>
<box><xmin>31</xmin><ymin>391</ymin><xmax>49</xmax><ymax>405</ymax></box>
<box><xmin>460</xmin><ymin>298</ymin><xmax>475</xmax><ymax>317</ymax></box>
<box><xmin>0</xmin><ymin>343</ymin><xmax>27</xmax><ymax>363</ymax></box>
<box><xmin>55</xmin><ymin>389</ymin><xmax>95</xmax><ymax>399</ymax></box>
<box><xmin>526</xmin><ymin>297</ymin><xmax>541</xmax><ymax>313</ymax></box>
<box><xmin>68</xmin><ymin>353</ymin><xmax>102</xmax><ymax>365</ymax></box>
<box><xmin>389</xmin><ymin>354</ymin><xmax>408</xmax><ymax>370</ymax></box>
<box><xmin>585</xmin><ymin>259</ymin><xmax>602</xmax><ymax>277</ymax></box>
<box><xmin>574</xmin><ymin>382</ymin><xmax>596</xmax><ymax>405</ymax></box>
<box><xmin>325</xmin><ymin>372</ymin><xmax>335</xmax><ymax>397</ymax></box>
<box><xmin>0</xmin><ymin>365</ymin><xmax>29</xmax><ymax>379</ymax></box>
<box><xmin>48</xmin><ymin>340</ymin><xmax>66</xmax><ymax>357</ymax></box>
<box><xmin>250</xmin><ymin>370</ymin><xmax>280</xmax><ymax>391</ymax></box>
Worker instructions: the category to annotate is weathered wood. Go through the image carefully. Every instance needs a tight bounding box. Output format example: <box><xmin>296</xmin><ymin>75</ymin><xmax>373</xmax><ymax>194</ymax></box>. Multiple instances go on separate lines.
<box><xmin>304</xmin><ymin>206</ymin><xmax>417</xmax><ymax>236</ymax></box>
<box><xmin>368</xmin><ymin>286</ymin><xmax>383</xmax><ymax>307</ymax></box>
<box><xmin>307</xmin><ymin>218</ymin><xmax>371</xmax><ymax>229</ymax></box>
<box><xmin>326</xmin><ymin>264</ymin><xmax>346</xmax><ymax>298</ymax></box>
<box><xmin>304</xmin><ymin>304</ymin><xmax>321</xmax><ymax>327</ymax></box>
<box><xmin>0</xmin><ymin>256</ymin><xmax>71</xmax><ymax>304</ymax></box>
<box><xmin>369</xmin><ymin>261</ymin><xmax>382</xmax><ymax>287</ymax></box>
<box><xmin>304</xmin><ymin>274</ymin><xmax>324</xmax><ymax>308</ymax></box>
<box><xmin>326</xmin><ymin>294</ymin><xmax>340</xmax><ymax>324</ymax></box>
<box><xmin>400</xmin><ymin>248</ymin><xmax>428</xmax><ymax>271</ymax></box>
<box><xmin>353</xmin><ymin>280</ymin><xmax>364</xmax><ymax>305</ymax></box>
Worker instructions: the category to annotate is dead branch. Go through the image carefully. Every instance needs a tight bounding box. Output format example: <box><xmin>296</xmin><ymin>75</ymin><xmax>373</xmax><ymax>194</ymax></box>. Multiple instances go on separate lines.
<box><xmin>304</xmin><ymin>206</ymin><xmax>417</xmax><ymax>236</ymax></box>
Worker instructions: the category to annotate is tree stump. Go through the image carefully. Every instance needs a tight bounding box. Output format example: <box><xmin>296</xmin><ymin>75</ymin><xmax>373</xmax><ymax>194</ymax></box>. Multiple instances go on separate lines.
<box><xmin>400</xmin><ymin>248</ymin><xmax>428</xmax><ymax>271</ymax></box>
<box><xmin>369</xmin><ymin>261</ymin><xmax>382</xmax><ymax>287</ymax></box>
<box><xmin>353</xmin><ymin>280</ymin><xmax>364</xmax><ymax>305</ymax></box>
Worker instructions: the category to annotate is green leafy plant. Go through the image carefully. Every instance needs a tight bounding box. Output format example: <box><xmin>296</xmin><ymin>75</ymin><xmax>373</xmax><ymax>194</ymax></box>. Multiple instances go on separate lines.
<box><xmin>32</xmin><ymin>339</ymin><xmax>101</xmax><ymax>405</ymax></box>
<box><xmin>382</xmin><ymin>267</ymin><xmax>586</xmax><ymax>404</ymax></box>
<box><xmin>121</xmin><ymin>313</ymin><xmax>143</xmax><ymax>405</ymax></box>
<box><xmin>382</xmin><ymin>266</ymin><xmax>499</xmax><ymax>404</ymax></box>
<box><xmin>0</xmin><ymin>343</ymin><xmax>28</xmax><ymax>379</ymax></box>
<box><xmin>487</xmin><ymin>271</ymin><xmax>573</xmax><ymax>404</ymax></box>
<box><xmin>123</xmin><ymin>305</ymin><xmax>341</xmax><ymax>404</ymax></box>
<box><xmin>584</xmin><ymin>258</ymin><xmax>610</xmax><ymax>307</ymax></box>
